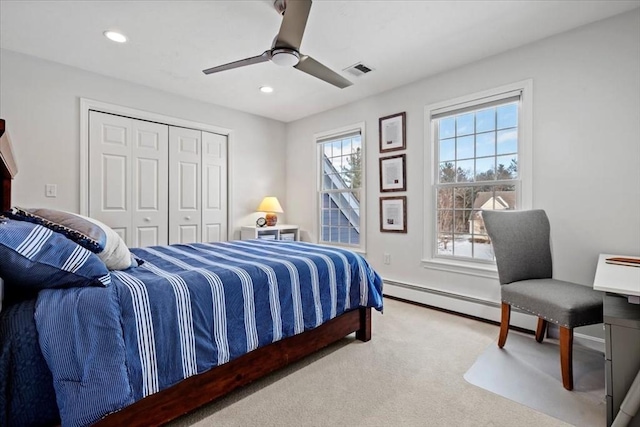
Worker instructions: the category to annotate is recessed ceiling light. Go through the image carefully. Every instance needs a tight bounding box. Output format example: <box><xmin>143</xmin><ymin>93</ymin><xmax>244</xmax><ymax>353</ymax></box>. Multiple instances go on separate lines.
<box><xmin>259</xmin><ymin>86</ymin><xmax>274</xmax><ymax>93</ymax></box>
<box><xmin>104</xmin><ymin>31</ymin><xmax>127</xmax><ymax>43</ymax></box>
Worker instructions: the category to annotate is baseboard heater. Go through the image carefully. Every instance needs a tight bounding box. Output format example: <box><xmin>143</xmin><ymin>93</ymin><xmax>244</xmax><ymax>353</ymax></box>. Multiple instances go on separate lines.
<box><xmin>383</xmin><ymin>279</ymin><xmax>605</xmax><ymax>350</ymax></box>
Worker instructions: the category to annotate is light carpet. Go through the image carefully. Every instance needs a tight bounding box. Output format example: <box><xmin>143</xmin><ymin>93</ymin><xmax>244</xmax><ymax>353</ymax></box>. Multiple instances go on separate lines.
<box><xmin>169</xmin><ymin>298</ymin><xmax>580</xmax><ymax>426</ymax></box>
<box><xmin>464</xmin><ymin>331</ymin><xmax>605</xmax><ymax>427</ymax></box>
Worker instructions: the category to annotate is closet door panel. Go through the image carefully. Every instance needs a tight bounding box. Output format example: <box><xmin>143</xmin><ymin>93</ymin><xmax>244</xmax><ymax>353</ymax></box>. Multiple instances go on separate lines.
<box><xmin>169</xmin><ymin>127</ymin><xmax>201</xmax><ymax>244</ymax></box>
<box><xmin>202</xmin><ymin>132</ymin><xmax>228</xmax><ymax>242</ymax></box>
<box><xmin>89</xmin><ymin>111</ymin><xmax>133</xmax><ymax>245</ymax></box>
<box><xmin>132</xmin><ymin>120</ymin><xmax>169</xmax><ymax>247</ymax></box>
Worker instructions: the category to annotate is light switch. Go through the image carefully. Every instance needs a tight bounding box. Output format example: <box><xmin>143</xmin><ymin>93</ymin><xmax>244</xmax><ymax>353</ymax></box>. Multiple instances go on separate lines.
<box><xmin>45</xmin><ymin>184</ymin><xmax>57</xmax><ymax>198</ymax></box>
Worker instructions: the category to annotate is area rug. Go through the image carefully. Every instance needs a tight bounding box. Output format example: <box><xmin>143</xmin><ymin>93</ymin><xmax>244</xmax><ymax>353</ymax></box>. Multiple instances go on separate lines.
<box><xmin>464</xmin><ymin>331</ymin><xmax>605</xmax><ymax>427</ymax></box>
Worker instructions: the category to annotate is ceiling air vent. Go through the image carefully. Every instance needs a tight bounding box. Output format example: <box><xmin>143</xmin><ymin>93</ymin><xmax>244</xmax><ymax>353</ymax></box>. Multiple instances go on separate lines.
<box><xmin>343</xmin><ymin>62</ymin><xmax>374</xmax><ymax>78</ymax></box>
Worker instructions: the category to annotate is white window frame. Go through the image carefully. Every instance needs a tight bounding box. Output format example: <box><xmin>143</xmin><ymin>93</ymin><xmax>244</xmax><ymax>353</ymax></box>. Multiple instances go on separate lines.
<box><xmin>422</xmin><ymin>80</ymin><xmax>533</xmax><ymax>278</ymax></box>
<box><xmin>314</xmin><ymin>122</ymin><xmax>366</xmax><ymax>253</ymax></box>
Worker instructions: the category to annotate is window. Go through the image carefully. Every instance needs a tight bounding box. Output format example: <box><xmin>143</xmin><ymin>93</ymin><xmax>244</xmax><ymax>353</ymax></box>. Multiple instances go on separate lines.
<box><xmin>316</xmin><ymin>124</ymin><xmax>365</xmax><ymax>250</ymax></box>
<box><xmin>424</xmin><ymin>81</ymin><xmax>532</xmax><ymax>273</ymax></box>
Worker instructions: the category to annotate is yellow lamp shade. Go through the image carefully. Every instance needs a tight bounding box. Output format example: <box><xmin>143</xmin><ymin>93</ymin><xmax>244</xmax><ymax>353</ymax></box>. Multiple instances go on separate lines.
<box><xmin>257</xmin><ymin>197</ymin><xmax>284</xmax><ymax>213</ymax></box>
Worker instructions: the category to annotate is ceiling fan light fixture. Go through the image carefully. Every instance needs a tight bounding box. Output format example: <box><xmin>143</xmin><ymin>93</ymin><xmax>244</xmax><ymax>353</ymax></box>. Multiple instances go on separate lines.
<box><xmin>271</xmin><ymin>49</ymin><xmax>300</xmax><ymax>67</ymax></box>
<box><xmin>104</xmin><ymin>30</ymin><xmax>127</xmax><ymax>43</ymax></box>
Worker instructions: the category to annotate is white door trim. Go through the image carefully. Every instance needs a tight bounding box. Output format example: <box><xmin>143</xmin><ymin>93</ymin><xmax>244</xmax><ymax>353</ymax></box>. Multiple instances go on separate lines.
<box><xmin>80</xmin><ymin>98</ymin><xmax>234</xmax><ymax>240</ymax></box>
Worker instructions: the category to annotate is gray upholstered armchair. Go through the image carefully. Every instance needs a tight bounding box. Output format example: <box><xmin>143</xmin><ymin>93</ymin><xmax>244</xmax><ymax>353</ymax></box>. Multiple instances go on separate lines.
<box><xmin>482</xmin><ymin>209</ymin><xmax>603</xmax><ymax>390</ymax></box>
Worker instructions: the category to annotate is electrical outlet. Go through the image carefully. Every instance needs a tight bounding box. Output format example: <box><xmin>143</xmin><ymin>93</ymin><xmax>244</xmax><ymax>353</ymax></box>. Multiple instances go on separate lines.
<box><xmin>45</xmin><ymin>184</ymin><xmax>57</xmax><ymax>198</ymax></box>
<box><xmin>384</xmin><ymin>253</ymin><xmax>391</xmax><ymax>265</ymax></box>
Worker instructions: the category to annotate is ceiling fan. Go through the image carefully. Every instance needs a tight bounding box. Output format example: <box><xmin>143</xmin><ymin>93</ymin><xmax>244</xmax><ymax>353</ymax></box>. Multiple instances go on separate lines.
<box><xmin>202</xmin><ymin>0</ymin><xmax>352</xmax><ymax>89</ymax></box>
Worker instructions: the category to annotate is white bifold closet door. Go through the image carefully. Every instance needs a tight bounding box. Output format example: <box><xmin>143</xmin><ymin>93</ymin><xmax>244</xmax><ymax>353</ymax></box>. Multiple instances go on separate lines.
<box><xmin>169</xmin><ymin>127</ymin><xmax>202</xmax><ymax>244</ymax></box>
<box><xmin>89</xmin><ymin>111</ymin><xmax>228</xmax><ymax>247</ymax></box>
<box><xmin>89</xmin><ymin>111</ymin><xmax>169</xmax><ymax>247</ymax></box>
<box><xmin>168</xmin><ymin>127</ymin><xmax>228</xmax><ymax>244</ymax></box>
<box><xmin>201</xmin><ymin>131</ymin><xmax>228</xmax><ymax>243</ymax></box>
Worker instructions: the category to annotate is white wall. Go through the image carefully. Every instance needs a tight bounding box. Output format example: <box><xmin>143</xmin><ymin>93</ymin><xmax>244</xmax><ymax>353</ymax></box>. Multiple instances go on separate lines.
<box><xmin>285</xmin><ymin>10</ymin><xmax>640</xmax><ymax>335</ymax></box>
<box><xmin>0</xmin><ymin>49</ymin><xmax>287</xmax><ymax>239</ymax></box>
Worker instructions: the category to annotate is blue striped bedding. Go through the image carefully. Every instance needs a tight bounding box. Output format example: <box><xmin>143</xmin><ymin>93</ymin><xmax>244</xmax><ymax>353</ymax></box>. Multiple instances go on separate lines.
<box><xmin>35</xmin><ymin>240</ymin><xmax>383</xmax><ymax>426</ymax></box>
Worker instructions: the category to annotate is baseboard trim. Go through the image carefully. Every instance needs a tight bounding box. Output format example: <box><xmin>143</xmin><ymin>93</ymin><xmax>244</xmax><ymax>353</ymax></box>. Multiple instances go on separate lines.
<box><xmin>383</xmin><ymin>279</ymin><xmax>605</xmax><ymax>353</ymax></box>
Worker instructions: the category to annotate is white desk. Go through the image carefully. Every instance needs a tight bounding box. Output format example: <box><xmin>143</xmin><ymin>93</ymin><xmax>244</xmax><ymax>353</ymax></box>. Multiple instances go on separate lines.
<box><xmin>594</xmin><ymin>254</ymin><xmax>640</xmax><ymax>304</ymax></box>
<box><xmin>594</xmin><ymin>254</ymin><xmax>640</xmax><ymax>426</ymax></box>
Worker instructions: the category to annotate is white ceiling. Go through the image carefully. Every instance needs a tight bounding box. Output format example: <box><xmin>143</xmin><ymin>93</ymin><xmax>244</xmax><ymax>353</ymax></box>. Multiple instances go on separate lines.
<box><xmin>1</xmin><ymin>0</ymin><xmax>639</xmax><ymax>123</ymax></box>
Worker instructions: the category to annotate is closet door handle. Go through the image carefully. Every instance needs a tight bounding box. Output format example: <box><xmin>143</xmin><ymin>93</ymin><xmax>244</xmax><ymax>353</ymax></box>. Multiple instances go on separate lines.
<box><xmin>185</xmin><ymin>216</ymin><xmax>191</xmax><ymax>221</ymax></box>
<box><xmin>143</xmin><ymin>217</ymin><xmax>151</xmax><ymax>222</ymax></box>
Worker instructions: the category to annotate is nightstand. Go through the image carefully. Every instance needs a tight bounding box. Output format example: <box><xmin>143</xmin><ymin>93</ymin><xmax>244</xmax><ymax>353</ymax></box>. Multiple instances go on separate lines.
<box><xmin>240</xmin><ymin>224</ymin><xmax>299</xmax><ymax>241</ymax></box>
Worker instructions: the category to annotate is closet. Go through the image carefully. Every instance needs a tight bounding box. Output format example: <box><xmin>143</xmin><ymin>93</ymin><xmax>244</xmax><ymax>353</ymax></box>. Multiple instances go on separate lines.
<box><xmin>88</xmin><ymin>110</ymin><xmax>228</xmax><ymax>248</ymax></box>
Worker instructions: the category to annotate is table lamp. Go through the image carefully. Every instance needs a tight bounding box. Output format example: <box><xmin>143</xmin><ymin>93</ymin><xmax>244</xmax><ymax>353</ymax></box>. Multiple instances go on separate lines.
<box><xmin>257</xmin><ymin>196</ymin><xmax>283</xmax><ymax>226</ymax></box>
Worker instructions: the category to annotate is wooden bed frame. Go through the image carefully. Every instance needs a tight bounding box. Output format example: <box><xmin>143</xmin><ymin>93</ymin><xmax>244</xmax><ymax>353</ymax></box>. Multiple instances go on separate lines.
<box><xmin>0</xmin><ymin>118</ymin><xmax>373</xmax><ymax>426</ymax></box>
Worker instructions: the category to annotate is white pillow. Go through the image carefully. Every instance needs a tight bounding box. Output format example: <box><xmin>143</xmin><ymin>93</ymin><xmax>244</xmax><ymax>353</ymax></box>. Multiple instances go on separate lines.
<box><xmin>8</xmin><ymin>207</ymin><xmax>139</xmax><ymax>271</ymax></box>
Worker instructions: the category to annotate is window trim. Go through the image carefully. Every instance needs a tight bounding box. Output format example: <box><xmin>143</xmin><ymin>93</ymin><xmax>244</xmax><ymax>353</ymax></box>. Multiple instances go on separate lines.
<box><xmin>314</xmin><ymin>122</ymin><xmax>366</xmax><ymax>252</ymax></box>
<box><xmin>422</xmin><ymin>80</ymin><xmax>533</xmax><ymax>277</ymax></box>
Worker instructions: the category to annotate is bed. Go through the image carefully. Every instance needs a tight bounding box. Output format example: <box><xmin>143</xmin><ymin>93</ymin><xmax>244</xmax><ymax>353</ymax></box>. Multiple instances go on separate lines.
<box><xmin>0</xmin><ymin>118</ymin><xmax>384</xmax><ymax>426</ymax></box>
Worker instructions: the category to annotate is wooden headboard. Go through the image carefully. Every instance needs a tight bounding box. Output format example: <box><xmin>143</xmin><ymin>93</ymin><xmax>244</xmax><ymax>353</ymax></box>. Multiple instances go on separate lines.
<box><xmin>0</xmin><ymin>118</ymin><xmax>18</xmax><ymax>211</ymax></box>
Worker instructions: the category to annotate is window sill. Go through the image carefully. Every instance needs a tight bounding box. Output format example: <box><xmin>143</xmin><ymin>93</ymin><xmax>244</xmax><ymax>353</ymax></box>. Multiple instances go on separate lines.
<box><xmin>421</xmin><ymin>257</ymin><xmax>498</xmax><ymax>279</ymax></box>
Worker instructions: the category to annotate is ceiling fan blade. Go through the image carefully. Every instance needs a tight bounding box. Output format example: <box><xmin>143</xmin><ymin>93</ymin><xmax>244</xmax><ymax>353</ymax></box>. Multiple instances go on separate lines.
<box><xmin>294</xmin><ymin>55</ymin><xmax>353</xmax><ymax>89</ymax></box>
<box><xmin>203</xmin><ymin>51</ymin><xmax>270</xmax><ymax>75</ymax></box>
<box><xmin>274</xmin><ymin>0</ymin><xmax>312</xmax><ymax>50</ymax></box>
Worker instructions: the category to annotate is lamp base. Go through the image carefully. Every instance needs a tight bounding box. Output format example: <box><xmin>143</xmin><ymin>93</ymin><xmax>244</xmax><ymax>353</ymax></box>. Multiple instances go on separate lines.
<box><xmin>265</xmin><ymin>212</ymin><xmax>278</xmax><ymax>226</ymax></box>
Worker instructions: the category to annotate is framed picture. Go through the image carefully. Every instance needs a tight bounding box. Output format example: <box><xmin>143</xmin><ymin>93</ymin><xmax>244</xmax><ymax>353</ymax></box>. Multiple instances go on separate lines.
<box><xmin>379</xmin><ymin>112</ymin><xmax>406</xmax><ymax>153</ymax></box>
<box><xmin>379</xmin><ymin>154</ymin><xmax>406</xmax><ymax>192</ymax></box>
<box><xmin>380</xmin><ymin>196</ymin><xmax>407</xmax><ymax>233</ymax></box>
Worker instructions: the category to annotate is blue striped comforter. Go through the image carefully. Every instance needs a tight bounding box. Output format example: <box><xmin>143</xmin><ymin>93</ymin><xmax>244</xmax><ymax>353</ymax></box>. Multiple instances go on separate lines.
<box><xmin>35</xmin><ymin>240</ymin><xmax>383</xmax><ymax>426</ymax></box>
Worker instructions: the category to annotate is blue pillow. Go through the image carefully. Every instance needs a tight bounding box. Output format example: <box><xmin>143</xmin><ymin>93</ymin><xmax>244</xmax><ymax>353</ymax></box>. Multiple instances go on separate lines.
<box><xmin>0</xmin><ymin>217</ymin><xmax>111</xmax><ymax>289</ymax></box>
<box><xmin>7</xmin><ymin>207</ymin><xmax>140</xmax><ymax>270</ymax></box>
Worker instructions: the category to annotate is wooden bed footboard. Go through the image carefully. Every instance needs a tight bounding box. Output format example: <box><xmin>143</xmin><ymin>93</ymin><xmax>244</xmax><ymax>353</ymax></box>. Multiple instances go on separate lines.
<box><xmin>94</xmin><ymin>306</ymin><xmax>372</xmax><ymax>427</ymax></box>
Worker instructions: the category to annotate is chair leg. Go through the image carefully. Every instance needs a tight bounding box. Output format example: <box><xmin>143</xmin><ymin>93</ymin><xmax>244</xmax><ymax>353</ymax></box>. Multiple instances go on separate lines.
<box><xmin>535</xmin><ymin>318</ymin><xmax>548</xmax><ymax>343</ymax></box>
<box><xmin>560</xmin><ymin>326</ymin><xmax>574</xmax><ymax>390</ymax></box>
<box><xmin>498</xmin><ymin>302</ymin><xmax>511</xmax><ymax>348</ymax></box>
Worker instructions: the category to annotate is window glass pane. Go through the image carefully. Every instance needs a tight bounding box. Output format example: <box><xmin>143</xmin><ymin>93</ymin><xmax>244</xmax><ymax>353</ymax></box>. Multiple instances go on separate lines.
<box><xmin>456</xmin><ymin>135</ymin><xmax>474</xmax><ymax>159</ymax></box>
<box><xmin>496</xmin><ymin>155</ymin><xmax>517</xmax><ymax>179</ymax></box>
<box><xmin>475</xmin><ymin>132</ymin><xmax>495</xmax><ymax>158</ymax></box>
<box><xmin>350</xmin><ymin>231</ymin><xmax>360</xmax><ymax>245</ymax></box>
<box><xmin>495</xmin><ymin>185</ymin><xmax>517</xmax><ymax>210</ymax></box>
<box><xmin>437</xmin><ymin>236</ymin><xmax>453</xmax><ymax>256</ymax></box>
<box><xmin>329</xmin><ymin>227</ymin><xmax>339</xmax><ymax>242</ymax></box>
<box><xmin>497</xmin><ymin>129</ymin><xmax>517</xmax><ymax>155</ymax></box>
<box><xmin>338</xmin><ymin>209</ymin><xmax>350</xmax><ymax>226</ymax></box>
<box><xmin>456</xmin><ymin>113</ymin><xmax>474</xmax><ymax>136</ymax></box>
<box><xmin>454</xmin><ymin>187</ymin><xmax>472</xmax><ymax>209</ymax></box>
<box><xmin>439</xmin><ymin>117</ymin><xmax>455</xmax><ymax>139</ymax></box>
<box><xmin>437</xmin><ymin>210</ymin><xmax>453</xmax><ymax>233</ymax></box>
<box><xmin>340</xmin><ymin>228</ymin><xmax>351</xmax><ymax>244</ymax></box>
<box><xmin>342</xmin><ymin>139</ymin><xmax>352</xmax><ymax>155</ymax></box>
<box><xmin>456</xmin><ymin>159</ymin><xmax>474</xmax><ymax>182</ymax></box>
<box><xmin>437</xmin><ymin>187</ymin><xmax>453</xmax><ymax>210</ymax></box>
<box><xmin>352</xmin><ymin>136</ymin><xmax>361</xmax><ymax>151</ymax></box>
<box><xmin>321</xmin><ymin>225</ymin><xmax>329</xmax><ymax>242</ymax></box>
<box><xmin>475</xmin><ymin>157</ymin><xmax>495</xmax><ymax>181</ymax></box>
<box><xmin>453</xmin><ymin>210</ymin><xmax>471</xmax><ymax>233</ymax></box>
<box><xmin>497</xmin><ymin>103</ymin><xmax>518</xmax><ymax>129</ymax></box>
<box><xmin>439</xmin><ymin>162</ymin><xmax>456</xmax><ymax>183</ymax></box>
<box><xmin>321</xmin><ymin>208</ymin><xmax>329</xmax><ymax>226</ymax></box>
<box><xmin>323</xmin><ymin>143</ymin><xmax>332</xmax><ymax>158</ymax></box>
<box><xmin>452</xmin><ymin>234</ymin><xmax>471</xmax><ymax>258</ymax></box>
<box><xmin>475</xmin><ymin>108</ymin><xmax>495</xmax><ymax>133</ymax></box>
<box><xmin>331</xmin><ymin>141</ymin><xmax>342</xmax><ymax>157</ymax></box>
<box><xmin>439</xmin><ymin>138</ymin><xmax>455</xmax><ymax>162</ymax></box>
<box><xmin>323</xmin><ymin>174</ymin><xmax>336</xmax><ymax>190</ymax></box>
<box><xmin>473</xmin><ymin>238</ymin><xmax>494</xmax><ymax>260</ymax></box>
<box><xmin>344</xmin><ymin>149</ymin><xmax>362</xmax><ymax>190</ymax></box>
